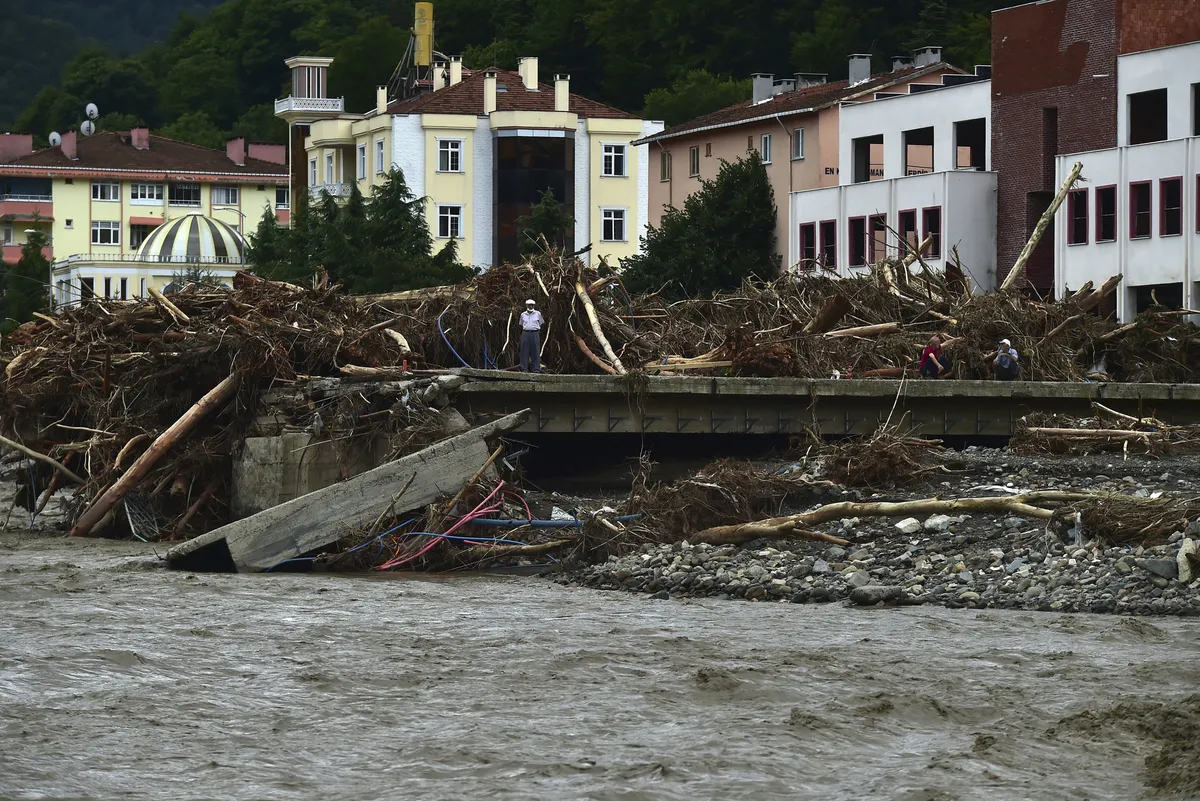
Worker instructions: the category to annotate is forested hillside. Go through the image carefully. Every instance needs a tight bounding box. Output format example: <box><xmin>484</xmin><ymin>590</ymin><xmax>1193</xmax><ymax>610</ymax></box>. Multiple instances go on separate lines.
<box><xmin>5</xmin><ymin>0</ymin><xmax>1015</xmax><ymax>146</ymax></box>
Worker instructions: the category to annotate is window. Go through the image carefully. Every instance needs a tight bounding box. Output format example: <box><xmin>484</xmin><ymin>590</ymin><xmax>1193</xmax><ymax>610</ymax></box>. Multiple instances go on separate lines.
<box><xmin>705</xmin><ymin>143</ymin><xmax>712</xmax><ymax>157</ymax></box>
<box><xmin>212</xmin><ymin>185</ymin><xmax>239</xmax><ymax>205</ymax></box>
<box><xmin>91</xmin><ymin>221</ymin><xmax>120</xmax><ymax>246</ymax></box>
<box><xmin>602</xmin><ymin>144</ymin><xmax>626</xmax><ymax>177</ymax></box>
<box><xmin>325</xmin><ymin>153</ymin><xmax>335</xmax><ymax>185</ymax></box>
<box><xmin>1130</xmin><ymin>181</ymin><xmax>1152</xmax><ymax>238</ymax></box>
<box><xmin>91</xmin><ymin>181</ymin><xmax>119</xmax><ymax>201</ymax></box>
<box><xmin>130</xmin><ymin>183</ymin><xmax>163</xmax><ymax>203</ymax></box>
<box><xmin>798</xmin><ymin>223</ymin><xmax>816</xmax><ymax>266</ymax></box>
<box><xmin>80</xmin><ymin>277</ymin><xmax>95</xmax><ymax>299</ymax></box>
<box><xmin>792</xmin><ymin>128</ymin><xmax>805</xmax><ymax>160</ymax></box>
<box><xmin>819</xmin><ymin>220</ymin><xmax>837</xmax><ymax>269</ymax></box>
<box><xmin>276</xmin><ymin>187</ymin><xmax>290</xmax><ymax>210</ymax></box>
<box><xmin>104</xmin><ymin>277</ymin><xmax>112</xmax><ymax>299</ymax></box>
<box><xmin>747</xmin><ymin>135</ymin><xmax>753</xmax><ymax>152</ymax></box>
<box><xmin>139</xmin><ymin>278</ymin><xmax>147</xmax><ymax>298</ymax></box>
<box><xmin>602</xmin><ymin>208</ymin><xmax>626</xmax><ymax>242</ymax></box>
<box><xmin>119</xmin><ymin>278</ymin><xmax>128</xmax><ymax>301</ymax></box>
<box><xmin>1096</xmin><ymin>186</ymin><xmax>1117</xmax><ymax>242</ymax></box>
<box><xmin>922</xmin><ymin>206</ymin><xmax>942</xmax><ymax>258</ymax></box>
<box><xmin>437</xmin><ymin>139</ymin><xmax>462</xmax><ymax>173</ymax></box>
<box><xmin>358</xmin><ymin>144</ymin><xmax>367</xmax><ymax>179</ymax></box>
<box><xmin>129</xmin><ymin>224</ymin><xmax>155</xmax><ymax>249</ymax></box>
<box><xmin>868</xmin><ymin>214</ymin><xmax>887</xmax><ymax>263</ymax></box>
<box><xmin>688</xmin><ymin>146</ymin><xmax>700</xmax><ymax>177</ymax></box>
<box><xmin>1194</xmin><ymin>83</ymin><xmax>1200</xmax><ymax>136</ymax></box>
<box><xmin>168</xmin><ymin>183</ymin><xmax>200</xmax><ymax>207</ymax></box>
<box><xmin>437</xmin><ymin>205</ymin><xmax>462</xmax><ymax>239</ymax></box>
<box><xmin>1160</xmin><ymin>177</ymin><xmax>1182</xmax><ymax>236</ymax></box>
<box><xmin>1067</xmin><ymin>189</ymin><xmax>1088</xmax><ymax>245</ymax></box>
<box><xmin>64</xmin><ymin>219</ymin><xmax>74</xmax><ymax>230</ymax></box>
<box><xmin>376</xmin><ymin>139</ymin><xmax>386</xmax><ymax>174</ymax></box>
<box><xmin>1197</xmin><ymin>176</ymin><xmax>1200</xmax><ymax>233</ymax></box>
<box><xmin>1</xmin><ymin>223</ymin><xmax>11</xmax><ymax>244</ymax></box>
<box><xmin>310</xmin><ymin>159</ymin><xmax>317</xmax><ymax>186</ymax></box>
<box><xmin>760</xmin><ymin>134</ymin><xmax>772</xmax><ymax>164</ymax></box>
<box><xmin>659</xmin><ymin>151</ymin><xmax>671</xmax><ymax>182</ymax></box>
<box><xmin>1128</xmin><ymin>88</ymin><xmax>1168</xmax><ymax>145</ymax></box>
<box><xmin>848</xmin><ymin>217</ymin><xmax>866</xmax><ymax>266</ymax></box>
<box><xmin>898</xmin><ymin>210</ymin><xmax>918</xmax><ymax>255</ymax></box>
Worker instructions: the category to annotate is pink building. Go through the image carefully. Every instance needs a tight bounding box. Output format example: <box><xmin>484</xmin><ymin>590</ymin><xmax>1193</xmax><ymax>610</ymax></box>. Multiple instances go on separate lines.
<box><xmin>634</xmin><ymin>51</ymin><xmax>960</xmax><ymax>263</ymax></box>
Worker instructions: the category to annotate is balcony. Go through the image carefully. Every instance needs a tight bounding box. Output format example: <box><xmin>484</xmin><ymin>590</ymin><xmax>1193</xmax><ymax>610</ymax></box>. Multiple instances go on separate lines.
<box><xmin>274</xmin><ymin>96</ymin><xmax>345</xmax><ymax>117</ymax></box>
<box><xmin>2</xmin><ymin>243</ymin><xmax>53</xmax><ymax>265</ymax></box>
<box><xmin>309</xmin><ymin>183</ymin><xmax>353</xmax><ymax>201</ymax></box>
<box><xmin>0</xmin><ymin>193</ymin><xmax>53</xmax><ymax>220</ymax></box>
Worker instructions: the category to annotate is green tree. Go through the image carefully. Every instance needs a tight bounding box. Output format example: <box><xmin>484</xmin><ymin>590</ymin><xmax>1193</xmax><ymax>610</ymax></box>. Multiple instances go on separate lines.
<box><xmin>3</xmin><ymin>230</ymin><xmax>50</xmax><ymax>333</ymax></box>
<box><xmin>96</xmin><ymin>112</ymin><xmax>147</xmax><ymax>133</ymax></box>
<box><xmin>365</xmin><ymin>168</ymin><xmax>435</xmax><ymax>291</ymax></box>
<box><xmin>229</xmin><ymin>103</ymin><xmax>288</xmax><ymax>144</ymax></box>
<box><xmin>60</xmin><ymin>48</ymin><xmax>160</xmax><ymax>126</ymax></box>
<box><xmin>155</xmin><ymin>111</ymin><xmax>226</xmax><ymax>149</ymax></box>
<box><xmin>328</xmin><ymin>18</ymin><xmax>411</xmax><ymax>114</ymax></box>
<box><xmin>14</xmin><ymin>87</ymin><xmax>83</xmax><ymax>144</ymax></box>
<box><xmin>517</xmin><ymin>188</ymin><xmax>574</xmax><ymax>256</ymax></box>
<box><xmin>320</xmin><ymin>183</ymin><xmax>372</xmax><ymax>293</ymax></box>
<box><xmin>245</xmin><ymin>205</ymin><xmax>288</xmax><ymax>277</ymax></box>
<box><xmin>621</xmin><ymin>152</ymin><xmax>780</xmax><ymax>300</ymax></box>
<box><xmin>642</xmin><ymin>70</ymin><xmax>751</xmax><ymax>127</ymax></box>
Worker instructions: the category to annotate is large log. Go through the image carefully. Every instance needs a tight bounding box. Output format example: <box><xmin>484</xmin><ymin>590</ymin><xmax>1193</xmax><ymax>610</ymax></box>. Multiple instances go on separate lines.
<box><xmin>1077</xmin><ymin>275</ymin><xmax>1122</xmax><ymax>312</ymax></box>
<box><xmin>70</xmin><ymin>372</ymin><xmax>242</xmax><ymax>537</ymax></box>
<box><xmin>575</xmin><ymin>279</ymin><xmax>626</xmax><ymax>374</ymax></box>
<box><xmin>802</xmin><ymin>294</ymin><xmax>852</xmax><ymax>335</ymax></box>
<box><xmin>0</xmin><ymin>434</ymin><xmax>86</xmax><ymax>485</ymax></box>
<box><xmin>166</xmin><ymin>409</ymin><xmax>530</xmax><ymax>572</ymax></box>
<box><xmin>1001</xmin><ymin>161</ymin><xmax>1084</xmax><ymax>291</ymax></box>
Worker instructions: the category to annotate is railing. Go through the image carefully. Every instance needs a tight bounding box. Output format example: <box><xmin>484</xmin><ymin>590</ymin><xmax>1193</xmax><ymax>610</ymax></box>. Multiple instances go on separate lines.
<box><xmin>168</xmin><ymin>200</ymin><xmax>202</xmax><ymax>208</ymax></box>
<box><xmin>53</xmin><ymin>253</ymin><xmax>244</xmax><ymax>266</ymax></box>
<box><xmin>0</xmin><ymin>194</ymin><xmax>52</xmax><ymax>202</ymax></box>
<box><xmin>309</xmin><ymin>183</ymin><xmax>353</xmax><ymax>200</ymax></box>
<box><xmin>274</xmin><ymin>96</ymin><xmax>346</xmax><ymax>115</ymax></box>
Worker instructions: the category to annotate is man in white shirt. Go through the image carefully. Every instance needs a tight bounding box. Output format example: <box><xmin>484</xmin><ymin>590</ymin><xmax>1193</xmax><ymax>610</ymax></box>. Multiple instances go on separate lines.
<box><xmin>993</xmin><ymin>338</ymin><xmax>1020</xmax><ymax>381</ymax></box>
<box><xmin>519</xmin><ymin>299</ymin><xmax>544</xmax><ymax>373</ymax></box>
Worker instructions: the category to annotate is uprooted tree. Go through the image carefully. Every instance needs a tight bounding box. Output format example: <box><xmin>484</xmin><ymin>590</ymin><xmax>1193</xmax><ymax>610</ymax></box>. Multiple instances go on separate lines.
<box><xmin>621</xmin><ymin>151</ymin><xmax>781</xmax><ymax>300</ymax></box>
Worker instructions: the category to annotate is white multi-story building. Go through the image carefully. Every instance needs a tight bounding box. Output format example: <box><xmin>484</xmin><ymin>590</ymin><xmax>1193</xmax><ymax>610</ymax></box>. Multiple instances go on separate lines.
<box><xmin>1054</xmin><ymin>41</ymin><xmax>1200</xmax><ymax>320</ymax></box>
<box><xmin>788</xmin><ymin>67</ymin><xmax>996</xmax><ymax>290</ymax></box>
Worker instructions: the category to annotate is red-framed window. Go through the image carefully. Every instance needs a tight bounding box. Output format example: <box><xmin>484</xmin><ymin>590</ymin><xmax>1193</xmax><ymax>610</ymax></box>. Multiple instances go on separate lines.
<box><xmin>868</xmin><ymin>214</ymin><xmax>887</xmax><ymax>263</ymax></box>
<box><xmin>848</xmin><ymin>216</ymin><xmax>866</xmax><ymax>266</ymax></box>
<box><xmin>798</xmin><ymin>222</ymin><xmax>816</xmax><ymax>268</ymax></box>
<box><xmin>1197</xmin><ymin>175</ymin><xmax>1200</xmax><ymax>233</ymax></box>
<box><xmin>1067</xmin><ymin>188</ymin><xmax>1088</xmax><ymax>245</ymax></box>
<box><xmin>1095</xmin><ymin>185</ymin><xmax>1116</xmax><ymax>242</ymax></box>
<box><xmin>819</xmin><ymin>220</ymin><xmax>837</xmax><ymax>269</ymax></box>
<box><xmin>922</xmin><ymin>206</ymin><xmax>942</xmax><ymax>258</ymax></box>
<box><xmin>898</xmin><ymin>209</ymin><xmax>917</xmax><ymax>256</ymax></box>
<box><xmin>1129</xmin><ymin>181</ymin><xmax>1152</xmax><ymax>239</ymax></box>
<box><xmin>1160</xmin><ymin>176</ymin><xmax>1182</xmax><ymax>236</ymax></box>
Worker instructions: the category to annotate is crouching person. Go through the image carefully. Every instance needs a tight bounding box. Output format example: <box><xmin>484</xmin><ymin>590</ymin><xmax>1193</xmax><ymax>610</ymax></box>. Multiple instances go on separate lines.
<box><xmin>993</xmin><ymin>338</ymin><xmax>1020</xmax><ymax>381</ymax></box>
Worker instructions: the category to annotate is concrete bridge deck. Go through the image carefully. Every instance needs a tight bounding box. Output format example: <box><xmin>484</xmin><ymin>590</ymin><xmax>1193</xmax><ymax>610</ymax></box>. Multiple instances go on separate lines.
<box><xmin>450</xmin><ymin>371</ymin><xmax>1200</xmax><ymax>437</ymax></box>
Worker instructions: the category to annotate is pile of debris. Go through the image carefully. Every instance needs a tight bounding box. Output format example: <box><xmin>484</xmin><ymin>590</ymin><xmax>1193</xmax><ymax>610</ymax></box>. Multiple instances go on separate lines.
<box><xmin>1010</xmin><ymin>403</ymin><xmax>1200</xmax><ymax>456</ymax></box>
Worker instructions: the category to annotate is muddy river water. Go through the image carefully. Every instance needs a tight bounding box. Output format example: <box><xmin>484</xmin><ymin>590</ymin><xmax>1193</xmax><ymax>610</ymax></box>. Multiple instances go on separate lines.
<box><xmin>2</xmin><ymin>535</ymin><xmax>1199</xmax><ymax>800</ymax></box>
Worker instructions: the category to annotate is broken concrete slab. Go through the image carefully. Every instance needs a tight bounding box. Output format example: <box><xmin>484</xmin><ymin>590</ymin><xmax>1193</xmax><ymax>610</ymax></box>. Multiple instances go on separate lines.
<box><xmin>167</xmin><ymin>409</ymin><xmax>529</xmax><ymax>573</ymax></box>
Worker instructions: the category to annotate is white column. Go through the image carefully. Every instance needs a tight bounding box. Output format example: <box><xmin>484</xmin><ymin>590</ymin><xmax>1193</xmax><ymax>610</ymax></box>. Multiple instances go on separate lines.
<box><xmin>574</xmin><ymin>122</ymin><xmax>591</xmax><ymax>261</ymax></box>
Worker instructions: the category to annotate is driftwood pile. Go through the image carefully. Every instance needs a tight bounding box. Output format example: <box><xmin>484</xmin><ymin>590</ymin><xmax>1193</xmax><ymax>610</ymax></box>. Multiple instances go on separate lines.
<box><xmin>0</xmin><ymin>273</ymin><xmax>446</xmax><ymax>540</ymax></box>
<box><xmin>1010</xmin><ymin>402</ymin><xmax>1200</xmax><ymax>457</ymax></box>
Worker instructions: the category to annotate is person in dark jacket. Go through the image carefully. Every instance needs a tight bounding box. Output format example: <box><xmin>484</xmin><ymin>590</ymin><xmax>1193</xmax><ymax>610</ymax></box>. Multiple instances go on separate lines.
<box><xmin>919</xmin><ymin>335</ymin><xmax>949</xmax><ymax>378</ymax></box>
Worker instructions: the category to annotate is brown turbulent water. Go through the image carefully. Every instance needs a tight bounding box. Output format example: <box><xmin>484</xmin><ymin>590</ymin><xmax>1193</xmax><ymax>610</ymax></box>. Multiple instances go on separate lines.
<box><xmin>2</xmin><ymin>534</ymin><xmax>1200</xmax><ymax>801</ymax></box>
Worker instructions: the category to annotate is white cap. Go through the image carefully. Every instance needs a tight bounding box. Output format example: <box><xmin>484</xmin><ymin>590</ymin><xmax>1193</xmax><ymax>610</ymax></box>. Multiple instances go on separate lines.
<box><xmin>1000</xmin><ymin>338</ymin><xmax>1011</xmax><ymax>346</ymax></box>
<box><xmin>526</xmin><ymin>299</ymin><xmax>536</xmax><ymax>305</ymax></box>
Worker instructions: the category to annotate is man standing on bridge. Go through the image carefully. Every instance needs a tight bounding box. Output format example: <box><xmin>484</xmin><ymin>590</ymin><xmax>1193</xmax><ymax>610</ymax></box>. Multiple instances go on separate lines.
<box><xmin>520</xmin><ymin>299</ymin><xmax>544</xmax><ymax>373</ymax></box>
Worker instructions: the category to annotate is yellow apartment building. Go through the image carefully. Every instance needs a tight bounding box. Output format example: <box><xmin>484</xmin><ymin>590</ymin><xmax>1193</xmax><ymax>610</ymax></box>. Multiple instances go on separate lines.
<box><xmin>0</xmin><ymin>129</ymin><xmax>289</xmax><ymax>301</ymax></box>
<box><xmin>276</xmin><ymin>55</ymin><xmax>663</xmax><ymax>267</ymax></box>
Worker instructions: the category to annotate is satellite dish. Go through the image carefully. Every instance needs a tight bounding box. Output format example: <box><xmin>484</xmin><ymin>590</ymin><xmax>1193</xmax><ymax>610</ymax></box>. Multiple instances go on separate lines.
<box><xmin>80</xmin><ymin>120</ymin><xmax>96</xmax><ymax>136</ymax></box>
<box><xmin>86</xmin><ymin>103</ymin><xmax>99</xmax><ymax>120</ymax></box>
<box><xmin>48</xmin><ymin>132</ymin><xmax>62</xmax><ymax>146</ymax></box>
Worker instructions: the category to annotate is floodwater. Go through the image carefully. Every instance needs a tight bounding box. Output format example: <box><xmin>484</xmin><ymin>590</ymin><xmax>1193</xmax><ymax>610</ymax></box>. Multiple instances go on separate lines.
<box><xmin>3</xmin><ymin>535</ymin><xmax>1200</xmax><ymax>801</ymax></box>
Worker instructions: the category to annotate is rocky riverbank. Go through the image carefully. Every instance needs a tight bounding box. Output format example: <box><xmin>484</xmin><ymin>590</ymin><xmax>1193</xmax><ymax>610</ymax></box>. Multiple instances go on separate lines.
<box><xmin>561</xmin><ymin>449</ymin><xmax>1200</xmax><ymax>616</ymax></box>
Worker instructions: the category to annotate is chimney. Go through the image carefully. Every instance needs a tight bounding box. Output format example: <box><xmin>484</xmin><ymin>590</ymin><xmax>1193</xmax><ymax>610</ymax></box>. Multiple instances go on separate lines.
<box><xmin>848</xmin><ymin>54</ymin><xmax>872</xmax><ymax>84</ymax></box>
<box><xmin>247</xmin><ymin>143</ymin><xmax>287</xmax><ymax>165</ymax></box>
<box><xmin>484</xmin><ymin>70</ymin><xmax>498</xmax><ymax>114</ymax></box>
<box><xmin>433</xmin><ymin>61</ymin><xmax>448</xmax><ymax>90</ymax></box>
<box><xmin>376</xmin><ymin>86</ymin><xmax>388</xmax><ymax>114</ymax></box>
<box><xmin>130</xmin><ymin>127</ymin><xmax>150</xmax><ymax>150</ymax></box>
<box><xmin>450</xmin><ymin>56</ymin><xmax>463</xmax><ymax>86</ymax></box>
<box><xmin>0</xmin><ymin>132</ymin><xmax>33</xmax><ymax>162</ymax></box>
<box><xmin>913</xmin><ymin>46</ymin><xmax>942</xmax><ymax>67</ymax></box>
<box><xmin>60</xmin><ymin>130</ymin><xmax>77</xmax><ymax>160</ymax></box>
<box><xmin>794</xmin><ymin>72</ymin><xmax>828</xmax><ymax>89</ymax></box>
<box><xmin>518</xmin><ymin>56</ymin><xmax>539</xmax><ymax>90</ymax></box>
<box><xmin>554</xmin><ymin>74</ymin><xmax>570</xmax><ymax>112</ymax></box>
<box><xmin>891</xmin><ymin>55</ymin><xmax>914</xmax><ymax>72</ymax></box>
<box><xmin>752</xmin><ymin>73</ymin><xmax>774</xmax><ymax>103</ymax></box>
<box><xmin>773</xmin><ymin>78</ymin><xmax>796</xmax><ymax>95</ymax></box>
<box><xmin>226</xmin><ymin>137</ymin><xmax>246</xmax><ymax>166</ymax></box>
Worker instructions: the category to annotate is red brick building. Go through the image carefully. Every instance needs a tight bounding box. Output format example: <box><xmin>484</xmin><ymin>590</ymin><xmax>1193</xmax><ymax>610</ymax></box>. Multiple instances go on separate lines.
<box><xmin>991</xmin><ymin>0</ymin><xmax>1200</xmax><ymax>294</ymax></box>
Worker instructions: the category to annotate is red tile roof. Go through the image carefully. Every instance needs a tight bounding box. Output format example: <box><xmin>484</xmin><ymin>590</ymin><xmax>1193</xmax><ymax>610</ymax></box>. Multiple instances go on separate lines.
<box><xmin>388</xmin><ymin>69</ymin><xmax>637</xmax><ymax>120</ymax></box>
<box><xmin>639</xmin><ymin>63</ymin><xmax>960</xmax><ymax>143</ymax></box>
<box><xmin>0</xmin><ymin>132</ymin><xmax>288</xmax><ymax>176</ymax></box>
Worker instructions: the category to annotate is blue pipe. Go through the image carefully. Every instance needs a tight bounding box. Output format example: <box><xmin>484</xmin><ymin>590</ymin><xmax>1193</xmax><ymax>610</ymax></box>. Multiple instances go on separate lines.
<box><xmin>438</xmin><ymin>309</ymin><xmax>471</xmax><ymax>368</ymax></box>
<box><xmin>465</xmin><ymin>514</ymin><xmax>643</xmax><ymax>529</ymax></box>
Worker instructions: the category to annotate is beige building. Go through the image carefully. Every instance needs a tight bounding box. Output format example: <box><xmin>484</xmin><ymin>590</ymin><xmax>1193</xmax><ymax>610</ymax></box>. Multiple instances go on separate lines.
<box><xmin>633</xmin><ymin>51</ymin><xmax>960</xmax><ymax>264</ymax></box>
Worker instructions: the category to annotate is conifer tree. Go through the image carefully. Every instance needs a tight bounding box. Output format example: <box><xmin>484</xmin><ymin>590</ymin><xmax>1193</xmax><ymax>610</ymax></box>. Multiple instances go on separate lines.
<box><xmin>517</xmin><ymin>188</ymin><xmax>574</xmax><ymax>256</ymax></box>
<box><xmin>3</xmin><ymin>230</ymin><xmax>50</xmax><ymax>333</ymax></box>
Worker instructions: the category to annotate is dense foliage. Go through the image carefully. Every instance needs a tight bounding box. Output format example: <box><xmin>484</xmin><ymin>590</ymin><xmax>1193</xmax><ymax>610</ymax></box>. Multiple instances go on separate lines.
<box><xmin>245</xmin><ymin>168</ymin><xmax>474</xmax><ymax>293</ymax></box>
<box><xmin>2</xmin><ymin>231</ymin><xmax>51</xmax><ymax>333</ymax></box>
<box><xmin>5</xmin><ymin>0</ymin><xmax>1017</xmax><ymax>143</ymax></box>
<box><xmin>621</xmin><ymin>153</ymin><xmax>781</xmax><ymax>300</ymax></box>
<box><xmin>516</xmin><ymin>189</ymin><xmax>574</xmax><ymax>257</ymax></box>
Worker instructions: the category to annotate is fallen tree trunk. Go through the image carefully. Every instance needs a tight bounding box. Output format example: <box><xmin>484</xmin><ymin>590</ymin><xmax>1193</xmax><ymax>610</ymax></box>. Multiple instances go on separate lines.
<box><xmin>1026</xmin><ymin>427</ymin><xmax>1153</xmax><ymax>440</ymax></box>
<box><xmin>824</xmin><ymin>322</ymin><xmax>902</xmax><ymax>338</ymax></box>
<box><xmin>802</xmin><ymin>294</ymin><xmax>852</xmax><ymax>335</ymax></box>
<box><xmin>0</xmin><ymin>433</ymin><xmax>86</xmax><ymax>485</ymax></box>
<box><xmin>147</xmin><ymin>286</ymin><xmax>191</xmax><ymax>325</ymax></box>
<box><xmin>70</xmin><ymin>372</ymin><xmax>242</xmax><ymax>537</ymax></box>
<box><xmin>573</xmin><ymin>335</ymin><xmax>618</xmax><ymax>375</ymax></box>
<box><xmin>692</xmin><ymin>491</ymin><xmax>1092</xmax><ymax>545</ymax></box>
<box><xmin>1077</xmin><ymin>274</ymin><xmax>1122</xmax><ymax>312</ymax></box>
<box><xmin>1001</xmin><ymin>161</ymin><xmax>1084</xmax><ymax>291</ymax></box>
<box><xmin>574</xmin><ymin>279</ymin><xmax>626</xmax><ymax>374</ymax></box>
